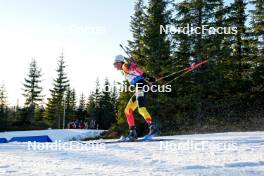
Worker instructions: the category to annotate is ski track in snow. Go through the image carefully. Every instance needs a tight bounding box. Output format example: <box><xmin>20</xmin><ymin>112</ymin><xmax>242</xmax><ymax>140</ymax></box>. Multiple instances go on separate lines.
<box><xmin>1</xmin><ymin>132</ymin><xmax>264</xmax><ymax>176</ymax></box>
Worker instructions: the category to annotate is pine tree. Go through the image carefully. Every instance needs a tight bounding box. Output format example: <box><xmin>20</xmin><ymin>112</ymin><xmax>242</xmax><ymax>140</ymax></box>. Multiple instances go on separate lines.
<box><xmin>78</xmin><ymin>93</ymin><xmax>86</xmax><ymax>111</ymax></box>
<box><xmin>86</xmin><ymin>91</ymin><xmax>96</xmax><ymax>124</ymax></box>
<box><xmin>172</xmin><ymin>0</ymin><xmax>193</xmax><ymax>70</ymax></box>
<box><xmin>143</xmin><ymin>0</ymin><xmax>171</xmax><ymax>76</ymax></box>
<box><xmin>22</xmin><ymin>59</ymin><xmax>43</xmax><ymax>122</ymax></box>
<box><xmin>0</xmin><ymin>84</ymin><xmax>7</xmax><ymax>113</ymax></box>
<box><xmin>70</xmin><ymin>89</ymin><xmax>77</xmax><ymax>112</ymax></box>
<box><xmin>94</xmin><ymin>78</ymin><xmax>101</xmax><ymax>108</ymax></box>
<box><xmin>0</xmin><ymin>84</ymin><xmax>8</xmax><ymax>130</ymax></box>
<box><xmin>93</xmin><ymin>78</ymin><xmax>102</xmax><ymax>128</ymax></box>
<box><xmin>249</xmin><ymin>0</ymin><xmax>264</xmax><ymax>91</ymax></box>
<box><xmin>45</xmin><ymin>91</ymin><xmax>56</xmax><ymax>126</ymax></box>
<box><xmin>44</xmin><ymin>52</ymin><xmax>69</xmax><ymax>128</ymax></box>
<box><xmin>190</xmin><ymin>0</ymin><xmax>229</xmax><ymax>126</ymax></box>
<box><xmin>249</xmin><ymin>0</ymin><xmax>264</xmax><ymax>54</ymax></box>
<box><xmin>99</xmin><ymin>78</ymin><xmax>116</xmax><ymax>129</ymax></box>
<box><xmin>183</xmin><ymin>0</ymin><xmax>227</xmax><ymax>61</ymax></box>
<box><xmin>77</xmin><ymin>93</ymin><xmax>86</xmax><ymax>119</ymax></box>
<box><xmin>111</xmin><ymin>81</ymin><xmax>118</xmax><ymax>115</ymax></box>
<box><xmin>85</xmin><ymin>79</ymin><xmax>102</xmax><ymax>129</ymax></box>
<box><xmin>65</xmin><ymin>88</ymin><xmax>76</xmax><ymax>123</ymax></box>
<box><xmin>168</xmin><ymin>0</ymin><xmax>200</xmax><ymax>131</ymax></box>
<box><xmin>128</xmin><ymin>0</ymin><xmax>146</xmax><ymax>66</ymax></box>
<box><xmin>228</xmin><ymin>0</ymin><xmax>248</xmax><ymax>79</ymax></box>
<box><xmin>34</xmin><ymin>105</ymin><xmax>45</xmax><ymax>121</ymax></box>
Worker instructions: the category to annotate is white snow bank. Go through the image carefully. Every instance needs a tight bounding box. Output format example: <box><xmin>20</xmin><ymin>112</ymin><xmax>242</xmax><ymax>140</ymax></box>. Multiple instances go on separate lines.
<box><xmin>0</xmin><ymin>129</ymin><xmax>104</xmax><ymax>141</ymax></box>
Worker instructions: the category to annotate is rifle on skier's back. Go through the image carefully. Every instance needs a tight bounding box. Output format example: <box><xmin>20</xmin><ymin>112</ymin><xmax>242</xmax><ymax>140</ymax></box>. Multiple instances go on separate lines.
<box><xmin>119</xmin><ymin>44</ymin><xmax>156</xmax><ymax>84</ymax></box>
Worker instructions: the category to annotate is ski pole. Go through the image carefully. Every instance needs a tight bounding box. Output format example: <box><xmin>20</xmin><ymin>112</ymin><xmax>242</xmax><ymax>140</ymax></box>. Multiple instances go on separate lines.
<box><xmin>163</xmin><ymin>70</ymin><xmax>190</xmax><ymax>85</ymax></box>
<box><xmin>160</xmin><ymin>60</ymin><xmax>208</xmax><ymax>85</ymax></box>
<box><xmin>156</xmin><ymin>67</ymin><xmax>188</xmax><ymax>82</ymax></box>
<box><xmin>157</xmin><ymin>60</ymin><xmax>208</xmax><ymax>82</ymax></box>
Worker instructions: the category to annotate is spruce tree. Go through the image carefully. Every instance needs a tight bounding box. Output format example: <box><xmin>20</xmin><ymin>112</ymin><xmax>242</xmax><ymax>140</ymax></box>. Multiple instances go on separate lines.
<box><xmin>86</xmin><ymin>79</ymin><xmax>102</xmax><ymax>129</ymax></box>
<box><xmin>22</xmin><ymin>59</ymin><xmax>43</xmax><ymax>122</ymax></box>
<box><xmin>111</xmin><ymin>81</ymin><xmax>118</xmax><ymax>116</ymax></box>
<box><xmin>0</xmin><ymin>84</ymin><xmax>7</xmax><ymax>113</ymax></box>
<box><xmin>86</xmin><ymin>91</ymin><xmax>96</xmax><ymax>125</ymax></box>
<box><xmin>249</xmin><ymin>0</ymin><xmax>264</xmax><ymax>54</ymax></box>
<box><xmin>65</xmin><ymin>88</ymin><xmax>76</xmax><ymax>123</ymax></box>
<box><xmin>143</xmin><ymin>0</ymin><xmax>171</xmax><ymax>76</ymax></box>
<box><xmin>169</xmin><ymin>0</ymin><xmax>199</xmax><ymax>130</ymax></box>
<box><xmin>228</xmin><ymin>0</ymin><xmax>248</xmax><ymax>80</ymax></box>
<box><xmin>78</xmin><ymin>93</ymin><xmax>86</xmax><ymax>111</ymax></box>
<box><xmin>0</xmin><ymin>84</ymin><xmax>8</xmax><ymax>130</ymax></box>
<box><xmin>172</xmin><ymin>0</ymin><xmax>193</xmax><ymax>70</ymax></box>
<box><xmin>249</xmin><ymin>0</ymin><xmax>264</xmax><ymax>90</ymax></box>
<box><xmin>77</xmin><ymin>93</ymin><xmax>86</xmax><ymax>119</ymax></box>
<box><xmin>93</xmin><ymin>78</ymin><xmax>102</xmax><ymax>128</ymax></box>
<box><xmin>44</xmin><ymin>52</ymin><xmax>69</xmax><ymax>128</ymax></box>
<box><xmin>99</xmin><ymin>78</ymin><xmax>116</xmax><ymax>129</ymax></box>
<box><xmin>128</xmin><ymin>0</ymin><xmax>146</xmax><ymax>66</ymax></box>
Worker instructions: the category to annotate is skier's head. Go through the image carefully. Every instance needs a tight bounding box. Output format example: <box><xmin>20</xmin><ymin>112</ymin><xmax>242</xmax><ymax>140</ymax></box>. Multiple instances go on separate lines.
<box><xmin>113</xmin><ymin>55</ymin><xmax>125</xmax><ymax>70</ymax></box>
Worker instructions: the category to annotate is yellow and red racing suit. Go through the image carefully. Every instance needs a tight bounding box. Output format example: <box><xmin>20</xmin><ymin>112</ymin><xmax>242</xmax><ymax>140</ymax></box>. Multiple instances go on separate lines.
<box><xmin>122</xmin><ymin>63</ymin><xmax>153</xmax><ymax>128</ymax></box>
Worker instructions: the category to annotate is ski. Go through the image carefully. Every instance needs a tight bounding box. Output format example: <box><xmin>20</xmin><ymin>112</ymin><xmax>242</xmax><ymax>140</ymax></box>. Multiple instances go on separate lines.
<box><xmin>119</xmin><ymin>134</ymin><xmax>154</xmax><ymax>142</ymax></box>
<box><xmin>80</xmin><ymin>136</ymin><xmax>172</xmax><ymax>145</ymax></box>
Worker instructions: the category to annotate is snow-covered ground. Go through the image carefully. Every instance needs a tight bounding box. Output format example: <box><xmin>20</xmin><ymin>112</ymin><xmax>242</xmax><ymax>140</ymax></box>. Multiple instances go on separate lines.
<box><xmin>0</xmin><ymin>129</ymin><xmax>104</xmax><ymax>141</ymax></box>
<box><xmin>1</xmin><ymin>131</ymin><xmax>264</xmax><ymax>176</ymax></box>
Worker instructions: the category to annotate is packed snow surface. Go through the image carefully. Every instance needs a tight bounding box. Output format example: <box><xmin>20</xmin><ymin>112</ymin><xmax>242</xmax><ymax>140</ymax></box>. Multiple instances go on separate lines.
<box><xmin>1</xmin><ymin>131</ymin><xmax>264</xmax><ymax>176</ymax></box>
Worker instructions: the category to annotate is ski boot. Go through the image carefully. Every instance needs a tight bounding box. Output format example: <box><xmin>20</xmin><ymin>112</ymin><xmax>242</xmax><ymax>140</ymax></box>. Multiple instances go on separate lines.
<box><xmin>120</xmin><ymin>126</ymin><xmax>138</xmax><ymax>142</ymax></box>
<box><xmin>148</xmin><ymin>123</ymin><xmax>159</xmax><ymax>136</ymax></box>
<box><xmin>140</xmin><ymin>123</ymin><xmax>159</xmax><ymax>141</ymax></box>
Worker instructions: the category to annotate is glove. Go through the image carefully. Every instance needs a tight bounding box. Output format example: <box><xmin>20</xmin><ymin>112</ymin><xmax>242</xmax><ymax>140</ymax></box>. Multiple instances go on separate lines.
<box><xmin>142</xmin><ymin>73</ymin><xmax>156</xmax><ymax>83</ymax></box>
<box><xmin>146</xmin><ymin>76</ymin><xmax>156</xmax><ymax>83</ymax></box>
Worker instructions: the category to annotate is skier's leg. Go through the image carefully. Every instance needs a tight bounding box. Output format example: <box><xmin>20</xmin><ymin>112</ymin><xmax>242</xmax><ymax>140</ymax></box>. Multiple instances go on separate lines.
<box><xmin>137</xmin><ymin>93</ymin><xmax>158</xmax><ymax>136</ymax></box>
<box><xmin>136</xmin><ymin>90</ymin><xmax>152</xmax><ymax>124</ymax></box>
<box><xmin>135</xmin><ymin>80</ymin><xmax>158</xmax><ymax>136</ymax></box>
<box><xmin>124</xmin><ymin>94</ymin><xmax>138</xmax><ymax>141</ymax></box>
<box><xmin>124</xmin><ymin>94</ymin><xmax>137</xmax><ymax>128</ymax></box>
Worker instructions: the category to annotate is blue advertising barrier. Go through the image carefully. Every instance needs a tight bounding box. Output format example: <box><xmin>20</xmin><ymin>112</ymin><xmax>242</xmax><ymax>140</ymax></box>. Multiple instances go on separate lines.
<box><xmin>0</xmin><ymin>138</ymin><xmax>8</xmax><ymax>143</ymax></box>
<box><xmin>9</xmin><ymin>135</ymin><xmax>52</xmax><ymax>142</ymax></box>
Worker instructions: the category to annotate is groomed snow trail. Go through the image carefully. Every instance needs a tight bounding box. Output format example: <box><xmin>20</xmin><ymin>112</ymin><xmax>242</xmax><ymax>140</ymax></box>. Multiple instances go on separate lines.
<box><xmin>1</xmin><ymin>132</ymin><xmax>264</xmax><ymax>176</ymax></box>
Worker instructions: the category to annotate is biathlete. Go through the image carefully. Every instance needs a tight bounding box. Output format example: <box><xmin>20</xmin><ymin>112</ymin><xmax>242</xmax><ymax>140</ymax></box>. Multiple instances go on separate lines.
<box><xmin>113</xmin><ymin>55</ymin><xmax>158</xmax><ymax>141</ymax></box>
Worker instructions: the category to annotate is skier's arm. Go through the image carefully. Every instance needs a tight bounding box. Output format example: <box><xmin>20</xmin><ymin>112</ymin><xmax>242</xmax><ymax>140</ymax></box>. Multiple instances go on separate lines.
<box><xmin>123</xmin><ymin>63</ymin><xmax>156</xmax><ymax>82</ymax></box>
<box><xmin>129</xmin><ymin>63</ymin><xmax>156</xmax><ymax>82</ymax></box>
<box><xmin>121</xmin><ymin>63</ymin><xmax>129</xmax><ymax>74</ymax></box>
